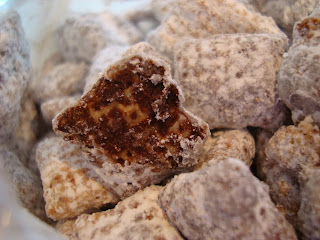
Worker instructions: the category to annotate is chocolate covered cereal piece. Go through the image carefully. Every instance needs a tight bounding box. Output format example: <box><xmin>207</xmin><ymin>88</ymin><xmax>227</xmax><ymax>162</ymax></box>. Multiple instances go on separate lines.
<box><xmin>36</xmin><ymin>137</ymin><xmax>118</xmax><ymax>220</ymax></box>
<box><xmin>159</xmin><ymin>158</ymin><xmax>297</xmax><ymax>240</ymax></box>
<box><xmin>0</xmin><ymin>146</ymin><xmax>47</xmax><ymax>222</ymax></box>
<box><xmin>0</xmin><ymin>11</ymin><xmax>31</xmax><ymax>143</ymax></box>
<box><xmin>299</xmin><ymin>167</ymin><xmax>320</xmax><ymax>240</ymax></box>
<box><xmin>84</xmin><ymin>46</ymin><xmax>129</xmax><ymax>93</ymax></box>
<box><xmin>278</xmin><ymin>14</ymin><xmax>320</xmax><ymax>126</ymax></box>
<box><xmin>53</xmin><ymin>53</ymin><xmax>209</xmax><ymax>198</ymax></box>
<box><xmin>33</xmin><ymin>62</ymin><xmax>87</xmax><ymax>104</ymax></box>
<box><xmin>198</xmin><ymin>129</ymin><xmax>255</xmax><ymax>168</ymax></box>
<box><xmin>174</xmin><ymin>34</ymin><xmax>287</xmax><ymax>130</ymax></box>
<box><xmin>75</xmin><ymin>185</ymin><xmax>183</xmax><ymax>240</ymax></box>
<box><xmin>41</xmin><ymin>95</ymin><xmax>80</xmax><ymax>125</ymax></box>
<box><xmin>147</xmin><ymin>0</ymin><xmax>286</xmax><ymax>59</ymax></box>
<box><xmin>258</xmin><ymin>117</ymin><xmax>320</xmax><ymax>229</ymax></box>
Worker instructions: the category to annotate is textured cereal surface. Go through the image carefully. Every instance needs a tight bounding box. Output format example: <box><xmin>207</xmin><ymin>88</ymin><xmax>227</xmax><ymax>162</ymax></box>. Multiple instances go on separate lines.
<box><xmin>158</xmin><ymin>158</ymin><xmax>297</xmax><ymax>240</ymax></box>
<box><xmin>258</xmin><ymin>0</ymin><xmax>319</xmax><ymax>35</ymax></box>
<box><xmin>298</xmin><ymin>167</ymin><xmax>320</xmax><ymax>240</ymax></box>
<box><xmin>84</xmin><ymin>46</ymin><xmax>129</xmax><ymax>93</ymax></box>
<box><xmin>53</xmin><ymin>53</ymin><xmax>209</xmax><ymax>198</ymax></box>
<box><xmin>147</xmin><ymin>0</ymin><xmax>286</xmax><ymax>59</ymax></box>
<box><xmin>36</xmin><ymin>137</ymin><xmax>118</xmax><ymax>220</ymax></box>
<box><xmin>56</xmin><ymin>220</ymin><xmax>78</xmax><ymax>240</ymax></box>
<box><xmin>75</xmin><ymin>185</ymin><xmax>183</xmax><ymax>240</ymax></box>
<box><xmin>198</xmin><ymin>129</ymin><xmax>255</xmax><ymax>168</ymax></box>
<box><xmin>0</xmin><ymin>11</ymin><xmax>31</xmax><ymax>143</ymax></box>
<box><xmin>174</xmin><ymin>34</ymin><xmax>287</xmax><ymax>130</ymax></box>
<box><xmin>0</xmin><ymin>145</ymin><xmax>47</xmax><ymax>222</ymax></box>
<box><xmin>278</xmin><ymin>14</ymin><xmax>320</xmax><ymax>126</ymax></box>
<box><xmin>33</xmin><ymin>62</ymin><xmax>87</xmax><ymax>104</ymax></box>
<box><xmin>41</xmin><ymin>95</ymin><xmax>80</xmax><ymax>125</ymax></box>
<box><xmin>258</xmin><ymin>116</ymin><xmax>320</xmax><ymax>229</ymax></box>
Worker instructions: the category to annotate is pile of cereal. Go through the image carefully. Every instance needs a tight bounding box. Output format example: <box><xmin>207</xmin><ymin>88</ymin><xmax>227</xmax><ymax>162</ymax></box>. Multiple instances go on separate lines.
<box><xmin>0</xmin><ymin>0</ymin><xmax>319</xmax><ymax>239</ymax></box>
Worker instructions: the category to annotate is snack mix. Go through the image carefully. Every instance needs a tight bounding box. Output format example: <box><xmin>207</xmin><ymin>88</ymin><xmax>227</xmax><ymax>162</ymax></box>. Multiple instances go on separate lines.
<box><xmin>0</xmin><ymin>0</ymin><xmax>320</xmax><ymax>239</ymax></box>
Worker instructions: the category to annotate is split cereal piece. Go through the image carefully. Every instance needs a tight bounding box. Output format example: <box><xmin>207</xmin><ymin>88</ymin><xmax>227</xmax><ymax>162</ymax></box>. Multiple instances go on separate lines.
<box><xmin>0</xmin><ymin>11</ymin><xmax>31</xmax><ymax>143</ymax></box>
<box><xmin>147</xmin><ymin>0</ymin><xmax>286</xmax><ymax>59</ymax></box>
<box><xmin>257</xmin><ymin>116</ymin><xmax>320</xmax><ymax>229</ymax></box>
<box><xmin>158</xmin><ymin>158</ymin><xmax>298</xmax><ymax>240</ymax></box>
<box><xmin>84</xmin><ymin>46</ymin><xmax>129</xmax><ymax>93</ymax></box>
<box><xmin>53</xmin><ymin>53</ymin><xmax>209</xmax><ymax>198</ymax></box>
<box><xmin>0</xmin><ymin>146</ymin><xmax>48</xmax><ymax>222</ymax></box>
<box><xmin>198</xmin><ymin>129</ymin><xmax>255</xmax><ymax>169</ymax></box>
<box><xmin>174</xmin><ymin>34</ymin><xmax>287</xmax><ymax>130</ymax></box>
<box><xmin>278</xmin><ymin>13</ymin><xmax>320</xmax><ymax>126</ymax></box>
<box><xmin>36</xmin><ymin>137</ymin><xmax>118</xmax><ymax>220</ymax></box>
<box><xmin>299</xmin><ymin>167</ymin><xmax>320</xmax><ymax>240</ymax></box>
<box><xmin>257</xmin><ymin>0</ymin><xmax>319</xmax><ymax>35</ymax></box>
<box><xmin>41</xmin><ymin>95</ymin><xmax>80</xmax><ymax>125</ymax></box>
<box><xmin>58</xmin><ymin>12</ymin><xmax>141</xmax><ymax>63</ymax></box>
<box><xmin>33</xmin><ymin>62</ymin><xmax>87</xmax><ymax>104</ymax></box>
<box><xmin>75</xmin><ymin>185</ymin><xmax>183</xmax><ymax>240</ymax></box>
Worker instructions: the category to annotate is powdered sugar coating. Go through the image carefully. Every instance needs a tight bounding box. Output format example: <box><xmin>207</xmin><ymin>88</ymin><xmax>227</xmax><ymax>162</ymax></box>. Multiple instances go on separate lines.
<box><xmin>0</xmin><ymin>11</ymin><xmax>31</xmax><ymax>143</ymax></box>
<box><xmin>174</xmin><ymin>34</ymin><xmax>288</xmax><ymax>130</ymax></box>
<box><xmin>298</xmin><ymin>167</ymin><xmax>320</xmax><ymax>240</ymax></box>
<box><xmin>33</xmin><ymin>62</ymin><xmax>87</xmax><ymax>104</ymax></box>
<box><xmin>278</xmin><ymin>15</ymin><xmax>320</xmax><ymax>126</ymax></box>
<box><xmin>147</xmin><ymin>0</ymin><xmax>286</xmax><ymax>59</ymax></box>
<box><xmin>0</xmin><ymin>146</ymin><xmax>47</xmax><ymax>222</ymax></box>
<box><xmin>75</xmin><ymin>185</ymin><xmax>183</xmax><ymax>240</ymax></box>
<box><xmin>198</xmin><ymin>129</ymin><xmax>255</xmax><ymax>169</ymax></box>
<box><xmin>158</xmin><ymin>158</ymin><xmax>297</xmax><ymax>240</ymax></box>
<box><xmin>41</xmin><ymin>95</ymin><xmax>80</xmax><ymax>125</ymax></box>
<box><xmin>258</xmin><ymin>117</ymin><xmax>320</xmax><ymax>229</ymax></box>
<box><xmin>36</xmin><ymin>137</ymin><xmax>118</xmax><ymax>220</ymax></box>
<box><xmin>53</xmin><ymin>53</ymin><xmax>209</xmax><ymax>198</ymax></box>
<box><xmin>84</xmin><ymin>46</ymin><xmax>129</xmax><ymax>93</ymax></box>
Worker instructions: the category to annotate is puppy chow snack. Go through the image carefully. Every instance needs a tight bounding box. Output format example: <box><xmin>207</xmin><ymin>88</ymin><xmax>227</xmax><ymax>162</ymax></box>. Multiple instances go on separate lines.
<box><xmin>278</xmin><ymin>13</ymin><xmax>320</xmax><ymax>126</ymax></box>
<box><xmin>33</xmin><ymin>62</ymin><xmax>87</xmax><ymax>104</ymax></box>
<box><xmin>198</xmin><ymin>129</ymin><xmax>255</xmax><ymax>169</ymax></box>
<box><xmin>0</xmin><ymin>146</ymin><xmax>47</xmax><ymax>222</ymax></box>
<box><xmin>75</xmin><ymin>185</ymin><xmax>183</xmax><ymax>240</ymax></box>
<box><xmin>0</xmin><ymin>11</ymin><xmax>31</xmax><ymax>143</ymax></box>
<box><xmin>53</xmin><ymin>53</ymin><xmax>209</xmax><ymax>198</ymax></box>
<box><xmin>84</xmin><ymin>46</ymin><xmax>129</xmax><ymax>93</ymax></box>
<box><xmin>174</xmin><ymin>34</ymin><xmax>287</xmax><ymax>130</ymax></box>
<box><xmin>158</xmin><ymin>158</ymin><xmax>297</xmax><ymax>240</ymax></box>
<box><xmin>257</xmin><ymin>116</ymin><xmax>320</xmax><ymax>229</ymax></box>
<box><xmin>57</xmin><ymin>13</ymin><xmax>125</xmax><ymax>63</ymax></box>
<box><xmin>298</xmin><ymin>167</ymin><xmax>320</xmax><ymax>240</ymax></box>
<box><xmin>41</xmin><ymin>95</ymin><xmax>81</xmax><ymax>125</ymax></box>
<box><xmin>147</xmin><ymin>0</ymin><xmax>286</xmax><ymax>59</ymax></box>
<box><xmin>36</xmin><ymin>137</ymin><xmax>118</xmax><ymax>220</ymax></box>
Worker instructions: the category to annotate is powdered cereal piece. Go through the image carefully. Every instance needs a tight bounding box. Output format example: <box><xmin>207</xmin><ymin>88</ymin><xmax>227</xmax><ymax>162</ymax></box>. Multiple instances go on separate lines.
<box><xmin>75</xmin><ymin>185</ymin><xmax>183</xmax><ymax>240</ymax></box>
<box><xmin>278</xmin><ymin>14</ymin><xmax>320</xmax><ymax>126</ymax></box>
<box><xmin>0</xmin><ymin>145</ymin><xmax>47</xmax><ymax>222</ymax></box>
<box><xmin>53</xmin><ymin>53</ymin><xmax>209</xmax><ymax>198</ymax></box>
<box><xmin>84</xmin><ymin>46</ymin><xmax>129</xmax><ymax>93</ymax></box>
<box><xmin>36</xmin><ymin>137</ymin><xmax>118</xmax><ymax>220</ymax></box>
<box><xmin>41</xmin><ymin>95</ymin><xmax>81</xmax><ymax>125</ymax></box>
<box><xmin>258</xmin><ymin>116</ymin><xmax>320</xmax><ymax>229</ymax></box>
<box><xmin>122</xmin><ymin>42</ymin><xmax>171</xmax><ymax>66</ymax></box>
<box><xmin>174</xmin><ymin>34</ymin><xmax>287</xmax><ymax>130</ymax></box>
<box><xmin>57</xmin><ymin>13</ymin><xmax>124</xmax><ymax>63</ymax></box>
<box><xmin>198</xmin><ymin>129</ymin><xmax>255</xmax><ymax>169</ymax></box>
<box><xmin>298</xmin><ymin>167</ymin><xmax>320</xmax><ymax>240</ymax></box>
<box><xmin>33</xmin><ymin>62</ymin><xmax>87</xmax><ymax>104</ymax></box>
<box><xmin>147</xmin><ymin>0</ymin><xmax>286</xmax><ymax>59</ymax></box>
<box><xmin>56</xmin><ymin>220</ymin><xmax>78</xmax><ymax>240</ymax></box>
<box><xmin>0</xmin><ymin>11</ymin><xmax>31</xmax><ymax>143</ymax></box>
<box><xmin>258</xmin><ymin>0</ymin><xmax>319</xmax><ymax>36</ymax></box>
<box><xmin>158</xmin><ymin>158</ymin><xmax>297</xmax><ymax>240</ymax></box>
